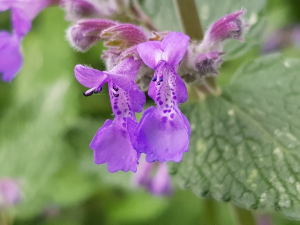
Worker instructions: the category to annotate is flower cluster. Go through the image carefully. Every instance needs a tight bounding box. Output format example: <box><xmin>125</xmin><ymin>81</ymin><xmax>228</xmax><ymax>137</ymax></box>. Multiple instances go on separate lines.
<box><xmin>73</xmin><ymin>23</ymin><xmax>191</xmax><ymax>172</ymax></box>
<box><xmin>68</xmin><ymin>10</ymin><xmax>247</xmax><ymax>173</ymax></box>
<box><xmin>0</xmin><ymin>0</ymin><xmax>248</xmax><ymax>175</ymax></box>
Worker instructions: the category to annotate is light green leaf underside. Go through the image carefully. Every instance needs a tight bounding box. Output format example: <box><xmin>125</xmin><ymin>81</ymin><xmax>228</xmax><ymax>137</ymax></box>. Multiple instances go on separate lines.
<box><xmin>172</xmin><ymin>54</ymin><xmax>300</xmax><ymax>219</ymax></box>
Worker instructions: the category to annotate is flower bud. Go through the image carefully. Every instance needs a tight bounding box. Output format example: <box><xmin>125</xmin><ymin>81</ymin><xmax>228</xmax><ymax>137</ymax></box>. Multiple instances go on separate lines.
<box><xmin>61</xmin><ymin>0</ymin><xmax>102</xmax><ymax>21</ymax></box>
<box><xmin>67</xmin><ymin>19</ymin><xmax>117</xmax><ymax>51</ymax></box>
<box><xmin>198</xmin><ymin>10</ymin><xmax>249</xmax><ymax>52</ymax></box>
<box><xmin>0</xmin><ymin>178</ymin><xmax>21</xmax><ymax>209</ymax></box>
<box><xmin>178</xmin><ymin>45</ymin><xmax>224</xmax><ymax>84</ymax></box>
<box><xmin>101</xmin><ymin>24</ymin><xmax>148</xmax><ymax>50</ymax></box>
<box><xmin>195</xmin><ymin>51</ymin><xmax>224</xmax><ymax>78</ymax></box>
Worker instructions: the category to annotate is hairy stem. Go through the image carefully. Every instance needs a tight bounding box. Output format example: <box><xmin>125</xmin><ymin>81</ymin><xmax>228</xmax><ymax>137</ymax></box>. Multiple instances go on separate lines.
<box><xmin>232</xmin><ymin>205</ymin><xmax>257</xmax><ymax>225</ymax></box>
<box><xmin>203</xmin><ymin>199</ymin><xmax>220</xmax><ymax>225</ymax></box>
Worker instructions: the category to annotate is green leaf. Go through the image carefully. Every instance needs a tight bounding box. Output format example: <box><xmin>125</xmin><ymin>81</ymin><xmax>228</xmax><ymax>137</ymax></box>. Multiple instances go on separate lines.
<box><xmin>0</xmin><ymin>7</ymin><xmax>84</xmax><ymax>218</ymax></box>
<box><xmin>139</xmin><ymin>0</ymin><xmax>181</xmax><ymax>32</ymax></box>
<box><xmin>0</xmin><ymin>78</ymin><xmax>74</xmax><ymax>218</ymax></box>
<box><xmin>108</xmin><ymin>192</ymin><xmax>168</xmax><ymax>224</ymax></box>
<box><xmin>172</xmin><ymin>54</ymin><xmax>300</xmax><ymax>219</ymax></box>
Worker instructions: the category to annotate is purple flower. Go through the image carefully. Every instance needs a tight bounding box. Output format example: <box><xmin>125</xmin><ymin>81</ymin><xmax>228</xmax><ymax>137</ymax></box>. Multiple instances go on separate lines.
<box><xmin>0</xmin><ymin>32</ymin><xmax>23</xmax><ymax>82</ymax></box>
<box><xmin>0</xmin><ymin>178</ymin><xmax>21</xmax><ymax>209</ymax></box>
<box><xmin>133</xmin><ymin>158</ymin><xmax>173</xmax><ymax>196</ymax></box>
<box><xmin>135</xmin><ymin>32</ymin><xmax>191</xmax><ymax>163</ymax></box>
<box><xmin>0</xmin><ymin>0</ymin><xmax>55</xmax><ymax>82</ymax></box>
<box><xmin>75</xmin><ymin>57</ymin><xmax>146</xmax><ymax>172</ymax></box>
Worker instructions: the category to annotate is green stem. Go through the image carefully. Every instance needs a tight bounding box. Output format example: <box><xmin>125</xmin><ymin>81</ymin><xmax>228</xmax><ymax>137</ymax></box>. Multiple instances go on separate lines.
<box><xmin>173</xmin><ymin>0</ymin><xmax>203</xmax><ymax>40</ymax></box>
<box><xmin>232</xmin><ymin>205</ymin><xmax>257</xmax><ymax>225</ymax></box>
<box><xmin>0</xmin><ymin>211</ymin><xmax>9</xmax><ymax>225</ymax></box>
<box><xmin>203</xmin><ymin>199</ymin><xmax>219</xmax><ymax>225</ymax></box>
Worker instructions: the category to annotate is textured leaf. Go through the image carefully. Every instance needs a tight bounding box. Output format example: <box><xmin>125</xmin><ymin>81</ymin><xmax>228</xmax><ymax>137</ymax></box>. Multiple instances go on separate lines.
<box><xmin>172</xmin><ymin>54</ymin><xmax>300</xmax><ymax>219</ymax></box>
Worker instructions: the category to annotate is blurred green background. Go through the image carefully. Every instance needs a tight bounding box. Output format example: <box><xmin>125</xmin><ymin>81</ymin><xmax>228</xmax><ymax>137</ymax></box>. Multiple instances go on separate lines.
<box><xmin>0</xmin><ymin>0</ymin><xmax>300</xmax><ymax>224</ymax></box>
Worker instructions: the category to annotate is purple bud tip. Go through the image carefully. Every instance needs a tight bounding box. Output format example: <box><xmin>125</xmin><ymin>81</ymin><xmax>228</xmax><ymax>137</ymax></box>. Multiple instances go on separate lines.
<box><xmin>67</xmin><ymin>19</ymin><xmax>117</xmax><ymax>51</ymax></box>
<box><xmin>199</xmin><ymin>10</ymin><xmax>249</xmax><ymax>52</ymax></box>
<box><xmin>210</xmin><ymin>10</ymin><xmax>247</xmax><ymax>41</ymax></box>
<box><xmin>0</xmin><ymin>178</ymin><xmax>21</xmax><ymax>209</ymax></box>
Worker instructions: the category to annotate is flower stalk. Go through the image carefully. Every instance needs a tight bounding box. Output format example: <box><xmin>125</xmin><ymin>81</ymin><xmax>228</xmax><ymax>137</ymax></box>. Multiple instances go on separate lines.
<box><xmin>232</xmin><ymin>205</ymin><xmax>257</xmax><ymax>225</ymax></box>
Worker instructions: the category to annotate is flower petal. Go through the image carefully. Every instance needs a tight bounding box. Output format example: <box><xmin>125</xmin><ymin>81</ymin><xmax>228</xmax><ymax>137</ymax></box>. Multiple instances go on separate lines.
<box><xmin>109</xmin><ymin>57</ymin><xmax>142</xmax><ymax>80</ymax></box>
<box><xmin>105</xmin><ymin>57</ymin><xmax>142</xmax><ymax>92</ymax></box>
<box><xmin>0</xmin><ymin>32</ymin><xmax>23</xmax><ymax>82</ymax></box>
<box><xmin>104</xmin><ymin>72</ymin><xmax>132</xmax><ymax>91</ymax></box>
<box><xmin>161</xmin><ymin>32</ymin><xmax>190</xmax><ymax>67</ymax></box>
<box><xmin>137</xmin><ymin>41</ymin><xmax>163</xmax><ymax>69</ymax></box>
<box><xmin>0</xmin><ymin>1</ymin><xmax>11</xmax><ymax>11</ymax></box>
<box><xmin>0</xmin><ymin>178</ymin><xmax>21</xmax><ymax>208</ymax></box>
<box><xmin>91</xmin><ymin>119</ymin><xmax>139</xmax><ymax>173</ymax></box>
<box><xmin>150</xmin><ymin>163</ymin><xmax>173</xmax><ymax>195</ymax></box>
<box><xmin>128</xmin><ymin>82</ymin><xmax>146</xmax><ymax>113</ymax></box>
<box><xmin>74</xmin><ymin>64</ymin><xmax>108</xmax><ymax>88</ymax></box>
<box><xmin>173</xmin><ymin>70</ymin><xmax>188</xmax><ymax>103</ymax></box>
<box><xmin>134</xmin><ymin>106</ymin><xmax>190</xmax><ymax>163</ymax></box>
<box><xmin>12</xmin><ymin>7</ymin><xmax>31</xmax><ymax>37</ymax></box>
